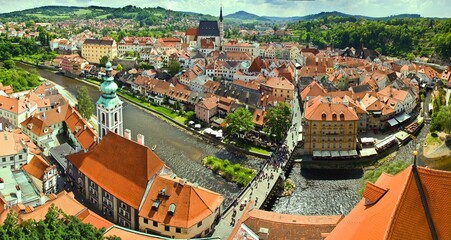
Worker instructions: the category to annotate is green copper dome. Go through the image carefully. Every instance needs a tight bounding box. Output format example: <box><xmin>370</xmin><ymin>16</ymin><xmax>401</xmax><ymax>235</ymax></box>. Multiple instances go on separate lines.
<box><xmin>97</xmin><ymin>61</ymin><xmax>122</xmax><ymax>109</ymax></box>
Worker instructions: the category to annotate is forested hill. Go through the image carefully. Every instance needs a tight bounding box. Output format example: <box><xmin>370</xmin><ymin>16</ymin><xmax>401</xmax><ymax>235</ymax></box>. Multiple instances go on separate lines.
<box><xmin>285</xmin><ymin>17</ymin><xmax>451</xmax><ymax>62</ymax></box>
<box><xmin>0</xmin><ymin>5</ymin><xmax>216</xmax><ymax>23</ymax></box>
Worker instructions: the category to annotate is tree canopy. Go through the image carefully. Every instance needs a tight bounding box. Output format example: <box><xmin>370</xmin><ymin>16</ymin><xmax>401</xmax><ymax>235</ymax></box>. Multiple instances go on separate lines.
<box><xmin>167</xmin><ymin>60</ymin><xmax>181</xmax><ymax>76</ymax></box>
<box><xmin>264</xmin><ymin>102</ymin><xmax>291</xmax><ymax>142</ymax></box>
<box><xmin>0</xmin><ymin>68</ymin><xmax>41</xmax><ymax>92</ymax></box>
<box><xmin>430</xmin><ymin>105</ymin><xmax>451</xmax><ymax>133</ymax></box>
<box><xmin>225</xmin><ymin>107</ymin><xmax>254</xmax><ymax>137</ymax></box>
<box><xmin>99</xmin><ymin>56</ymin><xmax>109</xmax><ymax>67</ymax></box>
<box><xmin>115</xmin><ymin>64</ymin><xmax>123</xmax><ymax>71</ymax></box>
<box><xmin>0</xmin><ymin>205</ymin><xmax>105</xmax><ymax>240</ymax></box>
<box><xmin>76</xmin><ymin>86</ymin><xmax>94</xmax><ymax>120</ymax></box>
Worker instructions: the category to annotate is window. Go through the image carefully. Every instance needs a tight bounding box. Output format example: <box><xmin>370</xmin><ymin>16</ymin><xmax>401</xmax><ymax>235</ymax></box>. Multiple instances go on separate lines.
<box><xmin>143</xmin><ymin>218</ymin><xmax>148</xmax><ymax>224</ymax></box>
<box><xmin>176</xmin><ymin>228</ymin><xmax>181</xmax><ymax>233</ymax></box>
<box><xmin>153</xmin><ymin>221</ymin><xmax>158</xmax><ymax>227</ymax></box>
<box><xmin>197</xmin><ymin>221</ymin><xmax>203</xmax><ymax>228</ymax></box>
<box><xmin>121</xmin><ymin>202</ymin><xmax>127</xmax><ymax>210</ymax></box>
<box><xmin>165</xmin><ymin>226</ymin><xmax>170</xmax><ymax>232</ymax></box>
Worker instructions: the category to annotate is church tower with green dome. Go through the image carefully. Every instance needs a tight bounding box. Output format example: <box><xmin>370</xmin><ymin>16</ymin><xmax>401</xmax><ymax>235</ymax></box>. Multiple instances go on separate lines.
<box><xmin>96</xmin><ymin>61</ymin><xmax>123</xmax><ymax>141</ymax></box>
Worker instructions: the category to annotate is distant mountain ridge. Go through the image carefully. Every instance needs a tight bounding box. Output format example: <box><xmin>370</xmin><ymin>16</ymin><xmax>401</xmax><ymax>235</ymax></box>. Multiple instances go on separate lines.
<box><xmin>230</xmin><ymin>10</ymin><xmax>425</xmax><ymax>22</ymax></box>
<box><xmin>0</xmin><ymin>5</ymin><xmax>436</xmax><ymax>23</ymax></box>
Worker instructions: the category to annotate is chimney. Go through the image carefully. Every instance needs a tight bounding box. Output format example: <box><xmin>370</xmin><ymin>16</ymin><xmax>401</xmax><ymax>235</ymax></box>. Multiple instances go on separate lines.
<box><xmin>39</xmin><ymin>193</ymin><xmax>46</xmax><ymax>205</ymax></box>
<box><xmin>0</xmin><ymin>178</ymin><xmax>4</xmax><ymax>190</ymax></box>
<box><xmin>42</xmin><ymin>112</ymin><xmax>46</xmax><ymax>119</ymax></box>
<box><xmin>84</xmin><ymin>125</ymin><xmax>87</xmax><ymax>130</ymax></box>
<box><xmin>57</xmin><ymin>106</ymin><xmax>61</xmax><ymax>113</ymax></box>
<box><xmin>124</xmin><ymin>129</ymin><xmax>131</xmax><ymax>140</ymax></box>
<box><xmin>137</xmin><ymin>134</ymin><xmax>145</xmax><ymax>146</ymax></box>
<box><xmin>16</xmin><ymin>185</ymin><xmax>22</xmax><ymax>203</ymax></box>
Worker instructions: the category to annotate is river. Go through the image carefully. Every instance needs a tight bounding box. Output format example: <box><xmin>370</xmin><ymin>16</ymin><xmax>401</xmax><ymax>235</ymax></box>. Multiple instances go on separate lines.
<box><xmin>17</xmin><ymin>62</ymin><xmax>266</xmax><ymax>206</ymax></box>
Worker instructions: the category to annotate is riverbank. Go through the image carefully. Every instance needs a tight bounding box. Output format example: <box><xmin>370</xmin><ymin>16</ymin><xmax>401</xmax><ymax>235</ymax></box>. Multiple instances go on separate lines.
<box><xmin>20</xmin><ymin>60</ymin><xmax>270</xmax><ymax>158</ymax></box>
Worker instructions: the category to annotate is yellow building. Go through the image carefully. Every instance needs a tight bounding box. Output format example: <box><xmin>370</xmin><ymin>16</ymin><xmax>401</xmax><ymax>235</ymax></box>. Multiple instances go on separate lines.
<box><xmin>262</xmin><ymin>77</ymin><xmax>295</xmax><ymax>100</ymax></box>
<box><xmin>81</xmin><ymin>39</ymin><xmax>117</xmax><ymax>64</ymax></box>
<box><xmin>303</xmin><ymin>96</ymin><xmax>359</xmax><ymax>157</ymax></box>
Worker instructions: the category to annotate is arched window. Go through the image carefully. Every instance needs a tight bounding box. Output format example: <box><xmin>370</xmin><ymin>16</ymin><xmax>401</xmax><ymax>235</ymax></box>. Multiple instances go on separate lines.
<box><xmin>102</xmin><ymin>113</ymin><xmax>106</xmax><ymax>124</ymax></box>
<box><xmin>114</xmin><ymin>128</ymin><xmax>118</xmax><ymax>134</ymax></box>
<box><xmin>102</xmin><ymin>128</ymin><xmax>106</xmax><ymax>137</ymax></box>
<box><xmin>114</xmin><ymin>112</ymin><xmax>118</xmax><ymax>123</ymax></box>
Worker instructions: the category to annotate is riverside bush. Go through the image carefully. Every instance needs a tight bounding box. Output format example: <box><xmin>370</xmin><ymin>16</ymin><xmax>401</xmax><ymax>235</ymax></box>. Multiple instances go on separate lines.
<box><xmin>202</xmin><ymin>156</ymin><xmax>256</xmax><ymax>187</ymax></box>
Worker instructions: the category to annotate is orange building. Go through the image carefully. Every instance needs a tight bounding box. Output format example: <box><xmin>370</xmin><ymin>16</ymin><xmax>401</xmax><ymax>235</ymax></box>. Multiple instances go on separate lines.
<box><xmin>326</xmin><ymin>166</ymin><xmax>451</xmax><ymax>240</ymax></box>
<box><xmin>303</xmin><ymin>96</ymin><xmax>359</xmax><ymax>157</ymax></box>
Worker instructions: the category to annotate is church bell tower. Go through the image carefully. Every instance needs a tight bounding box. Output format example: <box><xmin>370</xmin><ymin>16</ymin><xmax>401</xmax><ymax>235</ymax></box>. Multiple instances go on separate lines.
<box><xmin>96</xmin><ymin>61</ymin><xmax>123</xmax><ymax>141</ymax></box>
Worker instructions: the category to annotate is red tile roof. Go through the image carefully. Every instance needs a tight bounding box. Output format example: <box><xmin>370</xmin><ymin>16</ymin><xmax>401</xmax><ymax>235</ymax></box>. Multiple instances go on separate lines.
<box><xmin>77</xmin><ymin>209</ymin><xmax>114</xmax><ymax>230</ymax></box>
<box><xmin>304</xmin><ymin>96</ymin><xmax>358</xmax><ymax>121</ymax></box>
<box><xmin>22</xmin><ymin>155</ymin><xmax>53</xmax><ymax>181</ymax></box>
<box><xmin>139</xmin><ymin>175</ymin><xmax>223</xmax><ymax>228</ymax></box>
<box><xmin>300</xmin><ymin>81</ymin><xmax>327</xmax><ymax>101</ymax></box>
<box><xmin>327</xmin><ymin>166</ymin><xmax>451</xmax><ymax>240</ymax></box>
<box><xmin>229</xmin><ymin>208</ymin><xmax>342</xmax><ymax>240</ymax></box>
<box><xmin>67</xmin><ymin>132</ymin><xmax>166</xmax><ymax>209</ymax></box>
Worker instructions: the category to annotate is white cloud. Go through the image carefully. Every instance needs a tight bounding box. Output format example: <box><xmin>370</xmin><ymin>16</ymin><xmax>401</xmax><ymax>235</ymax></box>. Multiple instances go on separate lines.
<box><xmin>0</xmin><ymin>0</ymin><xmax>449</xmax><ymax>17</ymax></box>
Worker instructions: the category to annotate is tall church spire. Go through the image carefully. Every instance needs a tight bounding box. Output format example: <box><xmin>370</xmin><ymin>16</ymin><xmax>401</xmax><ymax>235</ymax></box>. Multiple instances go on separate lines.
<box><xmin>219</xmin><ymin>4</ymin><xmax>223</xmax><ymax>22</ymax></box>
<box><xmin>96</xmin><ymin>61</ymin><xmax>124</xmax><ymax>141</ymax></box>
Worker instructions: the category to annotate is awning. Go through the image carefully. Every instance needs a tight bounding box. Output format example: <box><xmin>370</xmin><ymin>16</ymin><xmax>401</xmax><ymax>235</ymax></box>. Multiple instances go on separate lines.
<box><xmin>321</xmin><ymin>151</ymin><xmax>331</xmax><ymax>157</ymax></box>
<box><xmin>395</xmin><ymin>113</ymin><xmax>411</xmax><ymax>123</ymax></box>
<box><xmin>340</xmin><ymin>151</ymin><xmax>349</xmax><ymax>157</ymax></box>
<box><xmin>313</xmin><ymin>151</ymin><xmax>321</xmax><ymax>157</ymax></box>
<box><xmin>348</xmin><ymin>150</ymin><xmax>358</xmax><ymax>156</ymax></box>
<box><xmin>331</xmin><ymin>151</ymin><xmax>340</xmax><ymax>158</ymax></box>
<box><xmin>360</xmin><ymin>148</ymin><xmax>378</xmax><ymax>157</ymax></box>
<box><xmin>361</xmin><ymin>137</ymin><xmax>375</xmax><ymax>144</ymax></box>
<box><xmin>388</xmin><ymin>118</ymin><xmax>399</xmax><ymax>126</ymax></box>
<box><xmin>375</xmin><ymin>135</ymin><xmax>397</xmax><ymax>149</ymax></box>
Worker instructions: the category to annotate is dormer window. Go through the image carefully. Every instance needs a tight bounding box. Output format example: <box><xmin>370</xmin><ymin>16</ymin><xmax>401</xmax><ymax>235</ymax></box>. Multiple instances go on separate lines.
<box><xmin>321</xmin><ymin>113</ymin><xmax>326</xmax><ymax>120</ymax></box>
<box><xmin>168</xmin><ymin>203</ymin><xmax>176</xmax><ymax>215</ymax></box>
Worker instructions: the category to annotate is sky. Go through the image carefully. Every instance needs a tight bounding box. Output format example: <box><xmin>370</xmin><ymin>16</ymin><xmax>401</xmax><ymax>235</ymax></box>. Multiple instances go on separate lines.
<box><xmin>0</xmin><ymin>0</ymin><xmax>450</xmax><ymax>18</ymax></box>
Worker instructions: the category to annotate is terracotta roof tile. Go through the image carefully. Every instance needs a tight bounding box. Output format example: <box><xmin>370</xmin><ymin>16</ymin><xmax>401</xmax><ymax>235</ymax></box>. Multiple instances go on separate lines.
<box><xmin>327</xmin><ymin>166</ymin><xmax>451</xmax><ymax>240</ymax></box>
<box><xmin>304</xmin><ymin>96</ymin><xmax>358</xmax><ymax>121</ymax></box>
<box><xmin>230</xmin><ymin>208</ymin><xmax>342</xmax><ymax>240</ymax></box>
<box><xmin>67</xmin><ymin>133</ymin><xmax>166</xmax><ymax>209</ymax></box>
<box><xmin>139</xmin><ymin>175</ymin><xmax>223</xmax><ymax>228</ymax></box>
<box><xmin>22</xmin><ymin>155</ymin><xmax>52</xmax><ymax>181</ymax></box>
<box><xmin>77</xmin><ymin>209</ymin><xmax>113</xmax><ymax>230</ymax></box>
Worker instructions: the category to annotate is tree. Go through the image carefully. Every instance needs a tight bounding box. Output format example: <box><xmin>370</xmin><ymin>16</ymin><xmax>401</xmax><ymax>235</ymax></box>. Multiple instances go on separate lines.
<box><xmin>184</xmin><ymin>111</ymin><xmax>196</xmax><ymax>124</ymax></box>
<box><xmin>0</xmin><ymin>205</ymin><xmax>104</xmax><ymax>239</ymax></box>
<box><xmin>99</xmin><ymin>56</ymin><xmax>109</xmax><ymax>66</ymax></box>
<box><xmin>264</xmin><ymin>102</ymin><xmax>291</xmax><ymax>142</ymax></box>
<box><xmin>430</xmin><ymin>105</ymin><xmax>451</xmax><ymax>133</ymax></box>
<box><xmin>76</xmin><ymin>86</ymin><xmax>94</xmax><ymax>120</ymax></box>
<box><xmin>167</xmin><ymin>60</ymin><xmax>181</xmax><ymax>76</ymax></box>
<box><xmin>116</xmin><ymin>64</ymin><xmax>123</xmax><ymax>71</ymax></box>
<box><xmin>225</xmin><ymin>107</ymin><xmax>254</xmax><ymax>137</ymax></box>
<box><xmin>3</xmin><ymin>60</ymin><xmax>15</xmax><ymax>69</ymax></box>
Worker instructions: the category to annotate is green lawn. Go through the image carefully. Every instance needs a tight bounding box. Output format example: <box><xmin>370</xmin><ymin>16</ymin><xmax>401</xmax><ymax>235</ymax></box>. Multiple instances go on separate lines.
<box><xmin>425</xmin><ymin>133</ymin><xmax>443</xmax><ymax>146</ymax></box>
<box><xmin>116</xmin><ymin>91</ymin><xmax>187</xmax><ymax>123</ymax></box>
<box><xmin>227</xmin><ymin>140</ymin><xmax>271</xmax><ymax>156</ymax></box>
<box><xmin>73</xmin><ymin>9</ymin><xmax>92</xmax><ymax>15</ymax></box>
<box><xmin>95</xmin><ymin>14</ymin><xmax>111</xmax><ymax>19</ymax></box>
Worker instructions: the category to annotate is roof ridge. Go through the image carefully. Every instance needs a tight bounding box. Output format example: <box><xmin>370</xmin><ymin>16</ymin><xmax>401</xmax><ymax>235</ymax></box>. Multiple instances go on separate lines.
<box><xmin>383</xmin><ymin>166</ymin><xmax>413</xmax><ymax>240</ymax></box>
